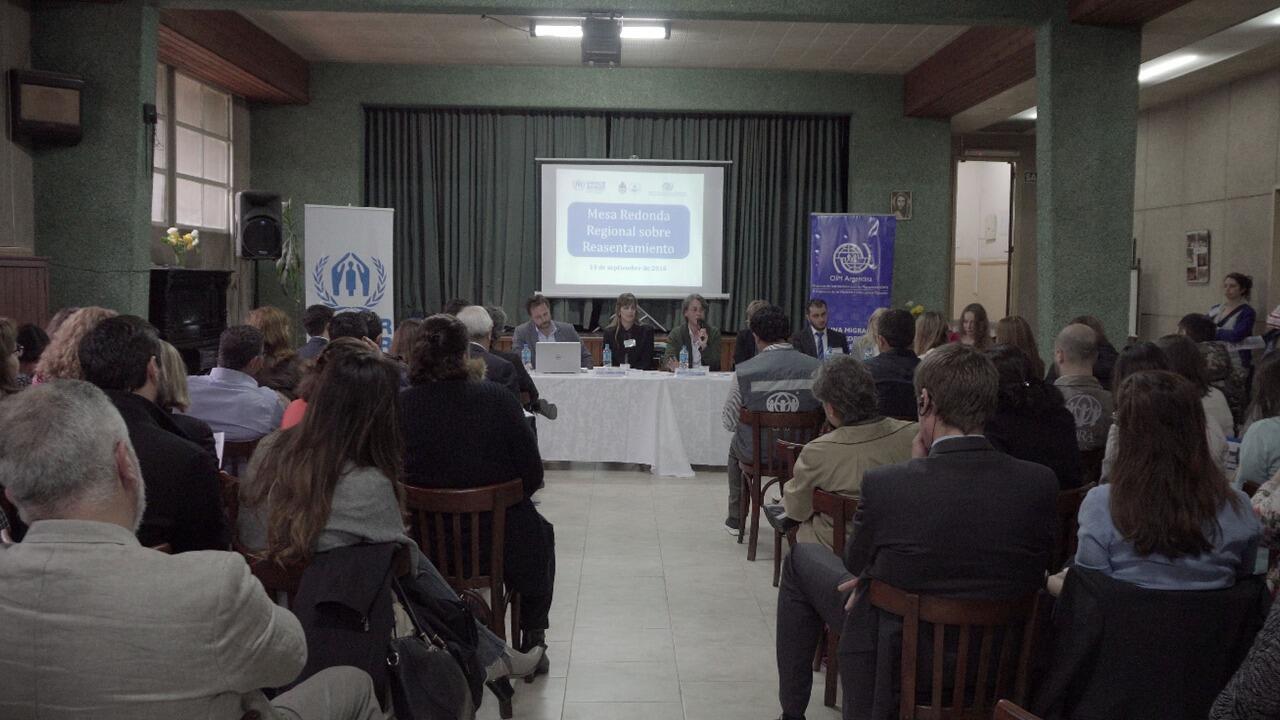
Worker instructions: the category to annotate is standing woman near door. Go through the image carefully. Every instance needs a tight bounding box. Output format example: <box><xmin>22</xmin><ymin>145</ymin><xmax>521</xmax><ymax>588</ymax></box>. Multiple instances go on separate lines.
<box><xmin>1210</xmin><ymin>273</ymin><xmax>1258</xmax><ymax>372</ymax></box>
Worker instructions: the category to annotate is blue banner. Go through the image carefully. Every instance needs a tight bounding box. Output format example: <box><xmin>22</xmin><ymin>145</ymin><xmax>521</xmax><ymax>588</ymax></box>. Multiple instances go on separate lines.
<box><xmin>809</xmin><ymin>213</ymin><xmax>896</xmax><ymax>348</ymax></box>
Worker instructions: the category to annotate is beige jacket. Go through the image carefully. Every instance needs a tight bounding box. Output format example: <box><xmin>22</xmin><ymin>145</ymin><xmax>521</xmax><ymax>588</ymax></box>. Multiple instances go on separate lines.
<box><xmin>783</xmin><ymin>417</ymin><xmax>917</xmax><ymax>549</ymax></box>
<box><xmin>0</xmin><ymin>520</ymin><xmax>305</xmax><ymax>720</ymax></box>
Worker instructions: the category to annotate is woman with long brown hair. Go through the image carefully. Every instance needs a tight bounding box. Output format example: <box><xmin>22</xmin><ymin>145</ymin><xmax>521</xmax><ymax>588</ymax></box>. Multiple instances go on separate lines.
<box><xmin>239</xmin><ymin>342</ymin><xmax>544</xmax><ymax>689</ymax></box>
<box><xmin>913</xmin><ymin>311</ymin><xmax>950</xmax><ymax>358</ymax></box>
<box><xmin>246</xmin><ymin>306</ymin><xmax>302</xmax><ymax>398</ymax></box>
<box><xmin>994</xmin><ymin>315</ymin><xmax>1045</xmax><ymax>379</ymax></box>
<box><xmin>958</xmin><ymin>302</ymin><xmax>991</xmax><ymax>350</ymax></box>
<box><xmin>601</xmin><ymin>292</ymin><xmax>655</xmax><ymax>369</ymax></box>
<box><xmin>33</xmin><ymin>306</ymin><xmax>117</xmax><ymax>383</ymax></box>
<box><xmin>1060</xmin><ymin>371</ymin><xmax>1258</xmax><ymax>592</ymax></box>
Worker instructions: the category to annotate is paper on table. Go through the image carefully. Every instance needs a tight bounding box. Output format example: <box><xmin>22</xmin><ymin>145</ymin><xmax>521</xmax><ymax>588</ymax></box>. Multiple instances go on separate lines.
<box><xmin>214</xmin><ymin>432</ymin><xmax>225</xmax><ymax>466</ymax></box>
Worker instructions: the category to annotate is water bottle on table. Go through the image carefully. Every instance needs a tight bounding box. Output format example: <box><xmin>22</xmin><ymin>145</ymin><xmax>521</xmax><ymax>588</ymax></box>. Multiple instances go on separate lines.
<box><xmin>603</xmin><ymin>343</ymin><xmax>613</xmax><ymax>368</ymax></box>
<box><xmin>521</xmin><ymin>345</ymin><xmax>532</xmax><ymax>370</ymax></box>
<box><xmin>678</xmin><ymin>345</ymin><xmax>689</xmax><ymax>370</ymax></box>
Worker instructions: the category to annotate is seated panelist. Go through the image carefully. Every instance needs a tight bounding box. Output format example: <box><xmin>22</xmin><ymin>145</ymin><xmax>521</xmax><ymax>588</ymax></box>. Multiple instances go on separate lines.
<box><xmin>601</xmin><ymin>293</ymin><xmax>655</xmax><ymax>370</ymax></box>
<box><xmin>663</xmin><ymin>293</ymin><xmax>722</xmax><ymax>371</ymax></box>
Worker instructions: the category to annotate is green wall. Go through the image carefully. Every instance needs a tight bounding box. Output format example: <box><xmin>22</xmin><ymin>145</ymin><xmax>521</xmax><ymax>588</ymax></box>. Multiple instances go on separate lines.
<box><xmin>31</xmin><ymin>0</ymin><xmax>157</xmax><ymax>316</ymax></box>
<box><xmin>250</xmin><ymin>63</ymin><xmax>952</xmax><ymax>316</ymax></box>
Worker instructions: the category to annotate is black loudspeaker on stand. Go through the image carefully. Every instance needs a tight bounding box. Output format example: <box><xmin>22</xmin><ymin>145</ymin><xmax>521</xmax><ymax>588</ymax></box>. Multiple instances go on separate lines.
<box><xmin>236</xmin><ymin>190</ymin><xmax>283</xmax><ymax>260</ymax></box>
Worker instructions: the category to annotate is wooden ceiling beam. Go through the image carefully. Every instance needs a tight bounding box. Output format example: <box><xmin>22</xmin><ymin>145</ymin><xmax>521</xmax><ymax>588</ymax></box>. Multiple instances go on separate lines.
<box><xmin>158</xmin><ymin>10</ymin><xmax>309</xmax><ymax>104</ymax></box>
<box><xmin>905</xmin><ymin>0</ymin><xmax>1195</xmax><ymax>118</ymax></box>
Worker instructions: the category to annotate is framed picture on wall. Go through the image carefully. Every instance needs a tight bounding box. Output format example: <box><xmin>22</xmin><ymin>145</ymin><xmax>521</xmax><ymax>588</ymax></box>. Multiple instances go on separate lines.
<box><xmin>890</xmin><ymin>191</ymin><xmax>912</xmax><ymax>221</ymax></box>
<box><xmin>1186</xmin><ymin>230</ymin><xmax>1210</xmax><ymax>284</ymax></box>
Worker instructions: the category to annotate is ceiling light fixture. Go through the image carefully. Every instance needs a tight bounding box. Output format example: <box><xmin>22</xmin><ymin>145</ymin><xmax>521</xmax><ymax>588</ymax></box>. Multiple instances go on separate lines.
<box><xmin>620</xmin><ymin>24</ymin><xmax>670</xmax><ymax>40</ymax></box>
<box><xmin>531</xmin><ymin>18</ymin><xmax>669</xmax><ymax>40</ymax></box>
<box><xmin>1012</xmin><ymin>107</ymin><xmax>1037</xmax><ymax>121</ymax></box>
<box><xmin>531</xmin><ymin>22</ymin><xmax>583</xmax><ymax>38</ymax></box>
<box><xmin>1138</xmin><ymin>53</ymin><xmax>1201</xmax><ymax>84</ymax></box>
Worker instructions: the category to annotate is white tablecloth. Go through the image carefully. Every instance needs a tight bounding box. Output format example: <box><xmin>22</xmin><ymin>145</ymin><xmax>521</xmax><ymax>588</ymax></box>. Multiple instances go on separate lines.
<box><xmin>532</xmin><ymin>370</ymin><xmax>735</xmax><ymax>477</ymax></box>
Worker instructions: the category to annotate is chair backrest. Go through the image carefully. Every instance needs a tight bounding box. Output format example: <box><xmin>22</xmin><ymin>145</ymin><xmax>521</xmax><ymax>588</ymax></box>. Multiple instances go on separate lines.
<box><xmin>774</xmin><ymin>439</ymin><xmax>805</xmax><ymax>483</ymax></box>
<box><xmin>740</xmin><ymin>408</ymin><xmax>825</xmax><ymax>476</ymax></box>
<box><xmin>1079</xmin><ymin>448</ymin><xmax>1104</xmax><ymax>486</ymax></box>
<box><xmin>398</xmin><ymin>479</ymin><xmax>524</xmax><ymax>636</ymax></box>
<box><xmin>222</xmin><ymin>439</ymin><xmax>260</xmax><ymax>476</ymax></box>
<box><xmin>236</xmin><ymin>544</ymin><xmax>307</xmax><ymax>609</ymax></box>
<box><xmin>811</xmin><ymin>488</ymin><xmax>860</xmax><ymax>555</ymax></box>
<box><xmin>1051</xmin><ymin>482</ymin><xmax>1096</xmax><ymax>572</ymax></box>
<box><xmin>992</xmin><ymin>699</ymin><xmax>1042</xmax><ymax>720</ymax></box>
<box><xmin>869</xmin><ymin>580</ymin><xmax>1041</xmax><ymax>720</ymax></box>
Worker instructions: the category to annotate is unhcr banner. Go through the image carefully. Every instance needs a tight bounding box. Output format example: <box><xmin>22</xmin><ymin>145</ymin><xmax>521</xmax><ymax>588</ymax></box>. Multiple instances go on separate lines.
<box><xmin>808</xmin><ymin>213</ymin><xmax>896</xmax><ymax>351</ymax></box>
<box><xmin>304</xmin><ymin>204</ymin><xmax>396</xmax><ymax>352</ymax></box>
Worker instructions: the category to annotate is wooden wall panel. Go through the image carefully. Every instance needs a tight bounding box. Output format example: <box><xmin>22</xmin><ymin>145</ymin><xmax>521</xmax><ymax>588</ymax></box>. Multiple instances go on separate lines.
<box><xmin>158</xmin><ymin>10</ymin><xmax>308</xmax><ymax>104</ymax></box>
<box><xmin>0</xmin><ymin>255</ymin><xmax>50</xmax><ymax>326</ymax></box>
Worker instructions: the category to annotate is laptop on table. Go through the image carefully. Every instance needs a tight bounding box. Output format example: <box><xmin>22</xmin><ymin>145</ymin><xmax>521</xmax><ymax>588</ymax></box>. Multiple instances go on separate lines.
<box><xmin>535</xmin><ymin>342</ymin><xmax>581</xmax><ymax>374</ymax></box>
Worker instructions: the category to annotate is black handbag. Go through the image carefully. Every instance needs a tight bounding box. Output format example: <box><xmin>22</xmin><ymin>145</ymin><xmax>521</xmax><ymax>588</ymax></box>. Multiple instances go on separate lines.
<box><xmin>387</xmin><ymin>578</ymin><xmax>474</xmax><ymax>720</ymax></box>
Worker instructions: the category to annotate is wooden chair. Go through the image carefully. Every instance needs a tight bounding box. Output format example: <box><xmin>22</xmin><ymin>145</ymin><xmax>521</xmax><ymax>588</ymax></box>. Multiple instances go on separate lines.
<box><xmin>812</xmin><ymin>488</ymin><xmax>861</xmax><ymax>708</ymax></box>
<box><xmin>237</xmin><ymin>547</ymin><xmax>307</xmax><ymax>609</ymax></box>
<box><xmin>770</xmin><ymin>439</ymin><xmax>806</xmax><ymax>588</ymax></box>
<box><xmin>737</xmin><ymin>407</ymin><xmax>826</xmax><ymax>561</ymax></box>
<box><xmin>221</xmin><ymin>439</ymin><xmax>260</xmax><ymax>476</ymax></box>
<box><xmin>868</xmin><ymin>580</ymin><xmax>1041</xmax><ymax>720</ymax></box>
<box><xmin>1050</xmin><ymin>482</ymin><xmax>1096</xmax><ymax>573</ymax></box>
<box><xmin>398</xmin><ymin>479</ymin><xmax>525</xmax><ymax>645</ymax></box>
<box><xmin>992</xmin><ymin>699</ymin><xmax>1043</xmax><ymax>720</ymax></box>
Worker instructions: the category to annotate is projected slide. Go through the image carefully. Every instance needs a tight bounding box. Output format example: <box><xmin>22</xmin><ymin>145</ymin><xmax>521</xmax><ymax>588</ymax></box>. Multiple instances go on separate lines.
<box><xmin>539</xmin><ymin>160</ymin><xmax>728</xmax><ymax>299</ymax></box>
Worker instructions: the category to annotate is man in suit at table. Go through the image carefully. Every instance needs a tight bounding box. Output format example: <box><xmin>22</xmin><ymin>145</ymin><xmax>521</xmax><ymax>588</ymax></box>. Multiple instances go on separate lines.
<box><xmin>512</xmin><ymin>293</ymin><xmax>592</xmax><ymax>369</ymax></box>
<box><xmin>458</xmin><ymin>305</ymin><xmax>520</xmax><ymax>397</ymax></box>
<box><xmin>0</xmin><ymin>380</ymin><xmax>383</xmax><ymax>720</ymax></box>
<box><xmin>772</xmin><ymin>343</ymin><xmax>1057</xmax><ymax>720</ymax></box>
<box><xmin>793</xmin><ymin>298</ymin><xmax>850</xmax><ymax>359</ymax></box>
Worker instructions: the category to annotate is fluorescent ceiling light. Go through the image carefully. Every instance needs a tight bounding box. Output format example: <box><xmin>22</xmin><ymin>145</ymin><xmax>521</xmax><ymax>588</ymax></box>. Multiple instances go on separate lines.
<box><xmin>620</xmin><ymin>24</ymin><xmax>669</xmax><ymax>40</ymax></box>
<box><xmin>1138</xmin><ymin>54</ymin><xmax>1200</xmax><ymax>83</ymax></box>
<box><xmin>1012</xmin><ymin>107</ymin><xmax>1037</xmax><ymax>121</ymax></box>
<box><xmin>531</xmin><ymin>22</ymin><xmax>582</xmax><ymax>38</ymax></box>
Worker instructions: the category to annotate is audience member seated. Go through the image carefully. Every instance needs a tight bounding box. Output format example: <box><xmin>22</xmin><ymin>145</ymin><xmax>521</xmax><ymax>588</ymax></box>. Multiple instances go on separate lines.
<box><xmin>443</xmin><ymin>297</ymin><xmax>471</xmax><ymax>316</ymax></box>
<box><xmin>1211</xmin><ymin>272</ymin><xmax>1258</xmax><ymax>371</ymax></box>
<box><xmin>1053</xmin><ymin>323</ymin><xmax>1113</xmax><ymax>453</ymax></box>
<box><xmin>913</xmin><ymin>310</ymin><xmax>949</xmax><ymax>359</ymax></box>
<box><xmin>1211</xmin><ymin>597</ymin><xmax>1280</xmax><ymax>719</ymax></box>
<box><xmin>389</xmin><ymin>317</ymin><xmax>423</xmax><ymax>364</ymax></box>
<box><xmin>1046</xmin><ymin>314</ymin><xmax>1118</xmax><ymax>388</ymax></box>
<box><xmin>457</xmin><ymin>305</ymin><xmax>520</xmax><ymax>396</ymax></box>
<box><xmin>722</xmin><ymin>305</ymin><xmax>821</xmax><ymax>534</ymax></box>
<box><xmin>1181</xmin><ymin>312</ymin><xmax>1247</xmax><ymax>425</ymax></box>
<box><xmin>327</xmin><ymin>311</ymin><xmax>373</xmax><ymax>344</ymax></box>
<box><xmin>850</xmin><ymin>307</ymin><xmax>887</xmax><ymax>361</ymax></box>
<box><xmin>297</xmin><ymin>303</ymin><xmax>334</xmax><ymax>360</ymax></box>
<box><xmin>238</xmin><ymin>342</ymin><xmax>543</xmax><ymax>688</ymax></box>
<box><xmin>1102</xmin><ymin>342</ymin><xmax>1228</xmax><ymax>479</ymax></box>
<box><xmin>995</xmin><ymin>315</ymin><xmax>1045</xmax><ymax>379</ymax></box>
<box><xmin>248</xmin><ymin>305</ymin><xmax>304</xmax><ymax>399</ymax></box>
<box><xmin>513</xmin><ymin>293</ymin><xmax>591</xmax><ymax>368</ymax></box>
<box><xmin>15</xmin><ymin>322</ymin><xmax>47</xmax><ymax>387</ymax></box>
<box><xmin>601</xmin><ymin>292</ymin><xmax>656</xmax><ymax>369</ymax></box>
<box><xmin>185</xmin><ymin>325</ymin><xmax>285</xmax><ymax>442</ymax></box>
<box><xmin>734</xmin><ymin>298</ymin><xmax>770</xmax><ymax>367</ymax></box>
<box><xmin>1158</xmin><ymin>334</ymin><xmax>1235</xmax><ymax>438</ymax></box>
<box><xmin>1049</xmin><ymin>370</ymin><xmax>1258</xmax><ymax>596</ymax></box>
<box><xmin>281</xmin><ymin>338</ymin><xmax>367</xmax><ymax>431</ymax></box>
<box><xmin>155</xmin><ymin>339</ymin><xmax>215</xmax><ymax>458</ymax></box>
<box><xmin>793</xmin><ymin>298</ymin><xmax>850</xmax><ymax>359</ymax></box>
<box><xmin>400</xmin><ymin>315</ymin><xmax>557</xmax><ymax>661</ymax></box>
<box><xmin>956</xmin><ymin>302</ymin><xmax>991</xmax><ymax>350</ymax></box>
<box><xmin>663</xmin><ymin>293</ymin><xmax>722</xmax><ymax>371</ymax></box>
<box><xmin>357</xmin><ymin>309</ymin><xmax>385</xmax><ymax>349</ymax></box>
<box><xmin>32</xmin><ymin>305</ymin><xmax>116</xmax><ymax>383</ymax></box>
<box><xmin>43</xmin><ymin>306</ymin><xmax>78</xmax><ymax>337</ymax></box>
<box><xmin>1237</xmin><ymin>356</ymin><xmax>1280</xmax><ymax>489</ymax></box>
<box><xmin>862</xmin><ymin>308</ymin><xmax>919</xmax><ymax>420</ymax></box>
<box><xmin>0</xmin><ymin>318</ymin><xmax>20</xmax><ymax>399</ymax></box>
<box><xmin>486</xmin><ymin>305</ymin><xmax>541</xmax><ymax>407</ymax></box>
<box><xmin>78</xmin><ymin>316</ymin><xmax>227</xmax><ymax>553</ymax></box>
<box><xmin>984</xmin><ymin>345</ymin><xmax>1083</xmax><ymax>489</ymax></box>
<box><xmin>775</xmin><ymin>354</ymin><xmax>915</xmax><ymax>550</ymax></box>
<box><xmin>0</xmin><ymin>380</ymin><xmax>383</xmax><ymax>720</ymax></box>
<box><xmin>773</xmin><ymin>344</ymin><xmax>1056</xmax><ymax>720</ymax></box>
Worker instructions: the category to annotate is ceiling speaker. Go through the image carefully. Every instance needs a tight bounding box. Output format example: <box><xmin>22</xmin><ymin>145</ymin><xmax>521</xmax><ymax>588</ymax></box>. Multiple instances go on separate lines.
<box><xmin>582</xmin><ymin>17</ymin><xmax>621</xmax><ymax>66</ymax></box>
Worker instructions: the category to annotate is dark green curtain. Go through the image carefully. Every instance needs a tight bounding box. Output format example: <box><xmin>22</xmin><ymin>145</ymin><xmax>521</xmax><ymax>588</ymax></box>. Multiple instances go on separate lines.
<box><xmin>365</xmin><ymin>108</ymin><xmax>847</xmax><ymax>330</ymax></box>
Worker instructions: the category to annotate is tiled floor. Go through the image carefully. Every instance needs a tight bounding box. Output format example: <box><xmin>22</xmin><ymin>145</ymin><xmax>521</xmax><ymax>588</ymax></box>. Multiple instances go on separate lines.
<box><xmin>480</xmin><ymin>463</ymin><xmax>842</xmax><ymax>720</ymax></box>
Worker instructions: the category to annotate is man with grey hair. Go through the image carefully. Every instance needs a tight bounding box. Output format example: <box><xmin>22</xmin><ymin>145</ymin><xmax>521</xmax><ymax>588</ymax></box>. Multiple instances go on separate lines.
<box><xmin>1053</xmin><ymin>323</ymin><xmax>1113</xmax><ymax>452</ymax></box>
<box><xmin>457</xmin><ymin>304</ymin><xmax>520</xmax><ymax>397</ymax></box>
<box><xmin>0</xmin><ymin>380</ymin><xmax>383</xmax><ymax>720</ymax></box>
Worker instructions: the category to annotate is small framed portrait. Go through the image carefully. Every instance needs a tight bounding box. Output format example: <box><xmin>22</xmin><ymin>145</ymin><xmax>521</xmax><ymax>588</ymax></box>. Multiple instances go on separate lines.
<box><xmin>890</xmin><ymin>191</ymin><xmax>912</xmax><ymax>221</ymax></box>
<box><xmin>1186</xmin><ymin>230</ymin><xmax>1210</xmax><ymax>285</ymax></box>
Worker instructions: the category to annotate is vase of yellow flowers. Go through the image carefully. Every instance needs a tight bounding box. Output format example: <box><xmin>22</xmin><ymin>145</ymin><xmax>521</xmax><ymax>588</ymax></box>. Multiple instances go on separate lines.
<box><xmin>163</xmin><ymin>227</ymin><xmax>200</xmax><ymax>267</ymax></box>
<box><xmin>903</xmin><ymin>300</ymin><xmax>925</xmax><ymax>318</ymax></box>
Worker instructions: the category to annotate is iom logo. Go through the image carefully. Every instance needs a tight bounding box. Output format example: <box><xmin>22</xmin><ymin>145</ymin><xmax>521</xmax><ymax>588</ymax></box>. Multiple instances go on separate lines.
<box><xmin>833</xmin><ymin>242</ymin><xmax>877</xmax><ymax>275</ymax></box>
<box><xmin>313</xmin><ymin>251</ymin><xmax>387</xmax><ymax>311</ymax></box>
<box><xmin>765</xmin><ymin>392</ymin><xmax>801</xmax><ymax>413</ymax></box>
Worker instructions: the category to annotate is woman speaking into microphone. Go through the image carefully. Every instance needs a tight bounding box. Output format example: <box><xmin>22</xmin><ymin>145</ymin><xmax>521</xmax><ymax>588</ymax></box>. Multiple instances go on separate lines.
<box><xmin>602</xmin><ymin>293</ymin><xmax>656</xmax><ymax>369</ymax></box>
<box><xmin>663</xmin><ymin>293</ymin><xmax>722</xmax><ymax>371</ymax></box>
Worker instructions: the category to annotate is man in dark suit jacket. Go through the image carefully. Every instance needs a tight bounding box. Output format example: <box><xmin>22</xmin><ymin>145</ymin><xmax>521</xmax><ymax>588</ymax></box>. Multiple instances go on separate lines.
<box><xmin>793</xmin><ymin>298</ymin><xmax>850</xmax><ymax>359</ymax></box>
<box><xmin>296</xmin><ymin>304</ymin><xmax>334</xmax><ymax>361</ymax></box>
<box><xmin>863</xmin><ymin>308</ymin><xmax>920</xmax><ymax>420</ymax></box>
<box><xmin>78</xmin><ymin>316</ymin><xmax>229</xmax><ymax>553</ymax></box>
<box><xmin>457</xmin><ymin>306</ymin><xmax>520</xmax><ymax>397</ymax></box>
<box><xmin>773</xmin><ymin>344</ymin><xmax>1057</xmax><ymax>720</ymax></box>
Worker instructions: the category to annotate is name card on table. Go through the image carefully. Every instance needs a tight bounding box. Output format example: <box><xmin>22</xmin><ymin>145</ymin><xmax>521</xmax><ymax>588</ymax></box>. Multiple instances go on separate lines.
<box><xmin>675</xmin><ymin>367</ymin><xmax>708</xmax><ymax>377</ymax></box>
<box><xmin>593</xmin><ymin>367</ymin><xmax>627</xmax><ymax>377</ymax></box>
